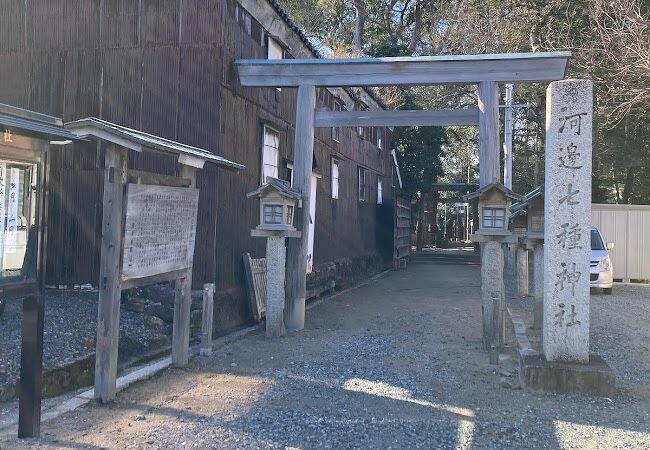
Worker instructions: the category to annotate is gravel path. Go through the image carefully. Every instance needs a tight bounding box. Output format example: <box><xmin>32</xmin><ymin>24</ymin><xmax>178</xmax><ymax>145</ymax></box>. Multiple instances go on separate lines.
<box><xmin>1</xmin><ymin>254</ymin><xmax>648</xmax><ymax>449</ymax></box>
<box><xmin>0</xmin><ymin>290</ymin><xmax>170</xmax><ymax>401</ymax></box>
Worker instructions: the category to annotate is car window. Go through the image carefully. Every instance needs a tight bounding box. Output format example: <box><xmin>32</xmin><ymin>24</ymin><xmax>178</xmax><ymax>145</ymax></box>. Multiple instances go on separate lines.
<box><xmin>591</xmin><ymin>229</ymin><xmax>605</xmax><ymax>250</ymax></box>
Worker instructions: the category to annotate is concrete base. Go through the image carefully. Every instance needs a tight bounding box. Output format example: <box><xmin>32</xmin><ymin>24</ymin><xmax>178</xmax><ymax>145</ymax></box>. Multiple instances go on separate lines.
<box><xmin>520</xmin><ymin>353</ymin><xmax>616</xmax><ymax>396</ymax></box>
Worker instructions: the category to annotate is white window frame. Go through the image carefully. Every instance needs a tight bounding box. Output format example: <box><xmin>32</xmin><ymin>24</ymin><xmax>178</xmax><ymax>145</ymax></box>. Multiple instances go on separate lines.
<box><xmin>261</xmin><ymin>125</ymin><xmax>280</xmax><ymax>184</ymax></box>
<box><xmin>358</xmin><ymin>167</ymin><xmax>367</xmax><ymax>202</ymax></box>
<box><xmin>377</xmin><ymin>175</ymin><xmax>383</xmax><ymax>204</ymax></box>
<box><xmin>331</xmin><ymin>158</ymin><xmax>340</xmax><ymax>199</ymax></box>
<box><xmin>286</xmin><ymin>162</ymin><xmax>294</xmax><ymax>186</ymax></box>
<box><xmin>267</xmin><ymin>37</ymin><xmax>283</xmax><ymax>92</ymax></box>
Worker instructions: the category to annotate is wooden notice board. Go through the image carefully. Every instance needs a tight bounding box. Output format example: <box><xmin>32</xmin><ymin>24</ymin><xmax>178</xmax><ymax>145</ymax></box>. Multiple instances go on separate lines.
<box><xmin>122</xmin><ymin>184</ymin><xmax>199</xmax><ymax>281</ymax></box>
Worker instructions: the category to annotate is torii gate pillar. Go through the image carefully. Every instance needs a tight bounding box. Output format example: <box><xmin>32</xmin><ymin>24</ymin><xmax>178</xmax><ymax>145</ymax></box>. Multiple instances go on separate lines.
<box><xmin>478</xmin><ymin>81</ymin><xmax>500</xmax><ymax>187</ymax></box>
<box><xmin>285</xmin><ymin>85</ymin><xmax>316</xmax><ymax>331</ymax></box>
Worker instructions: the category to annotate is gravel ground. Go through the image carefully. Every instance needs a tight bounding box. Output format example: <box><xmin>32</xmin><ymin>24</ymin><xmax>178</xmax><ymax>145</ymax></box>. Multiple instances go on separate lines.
<box><xmin>1</xmin><ymin>253</ymin><xmax>648</xmax><ymax>449</ymax></box>
<box><xmin>0</xmin><ymin>290</ymin><xmax>170</xmax><ymax>401</ymax></box>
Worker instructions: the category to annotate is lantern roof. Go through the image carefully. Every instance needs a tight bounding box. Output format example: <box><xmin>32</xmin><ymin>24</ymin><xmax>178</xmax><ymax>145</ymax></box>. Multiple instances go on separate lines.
<box><xmin>462</xmin><ymin>182</ymin><xmax>523</xmax><ymax>202</ymax></box>
<box><xmin>247</xmin><ymin>177</ymin><xmax>302</xmax><ymax>200</ymax></box>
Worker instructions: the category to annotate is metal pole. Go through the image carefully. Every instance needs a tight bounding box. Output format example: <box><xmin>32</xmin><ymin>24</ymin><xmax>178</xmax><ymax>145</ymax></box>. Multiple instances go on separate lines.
<box><xmin>503</xmin><ymin>83</ymin><xmax>513</xmax><ymax>189</ymax></box>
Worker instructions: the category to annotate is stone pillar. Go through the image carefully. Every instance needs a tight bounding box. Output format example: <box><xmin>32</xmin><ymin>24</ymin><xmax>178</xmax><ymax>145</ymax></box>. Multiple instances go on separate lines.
<box><xmin>266</xmin><ymin>236</ymin><xmax>287</xmax><ymax>338</ymax></box>
<box><xmin>516</xmin><ymin>247</ymin><xmax>529</xmax><ymax>297</ymax></box>
<box><xmin>543</xmin><ymin>80</ymin><xmax>592</xmax><ymax>363</ymax></box>
<box><xmin>503</xmin><ymin>244</ymin><xmax>516</xmax><ymax>296</ymax></box>
<box><xmin>481</xmin><ymin>240</ymin><xmax>504</xmax><ymax>362</ymax></box>
<box><xmin>532</xmin><ymin>243</ymin><xmax>544</xmax><ymax>329</ymax></box>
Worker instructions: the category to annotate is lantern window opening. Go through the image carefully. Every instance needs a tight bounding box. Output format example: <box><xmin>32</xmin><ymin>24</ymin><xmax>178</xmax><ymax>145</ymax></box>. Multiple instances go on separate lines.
<box><xmin>482</xmin><ymin>207</ymin><xmax>506</xmax><ymax>229</ymax></box>
<box><xmin>263</xmin><ymin>203</ymin><xmax>284</xmax><ymax>224</ymax></box>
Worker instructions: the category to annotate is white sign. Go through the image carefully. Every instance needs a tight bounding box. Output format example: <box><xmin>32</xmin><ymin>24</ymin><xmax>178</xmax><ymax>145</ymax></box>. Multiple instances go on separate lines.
<box><xmin>5</xmin><ymin>168</ymin><xmax>19</xmax><ymax>253</ymax></box>
<box><xmin>122</xmin><ymin>184</ymin><xmax>199</xmax><ymax>280</ymax></box>
<box><xmin>0</xmin><ymin>164</ymin><xmax>6</xmax><ymax>258</ymax></box>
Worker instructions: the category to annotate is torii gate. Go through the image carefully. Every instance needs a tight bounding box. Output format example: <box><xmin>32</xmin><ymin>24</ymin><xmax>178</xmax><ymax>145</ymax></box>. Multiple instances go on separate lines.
<box><xmin>234</xmin><ymin>52</ymin><xmax>570</xmax><ymax>332</ymax></box>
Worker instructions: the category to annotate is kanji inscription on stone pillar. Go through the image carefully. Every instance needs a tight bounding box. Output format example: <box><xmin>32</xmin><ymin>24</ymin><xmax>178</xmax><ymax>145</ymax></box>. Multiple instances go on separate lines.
<box><xmin>543</xmin><ymin>80</ymin><xmax>592</xmax><ymax>363</ymax></box>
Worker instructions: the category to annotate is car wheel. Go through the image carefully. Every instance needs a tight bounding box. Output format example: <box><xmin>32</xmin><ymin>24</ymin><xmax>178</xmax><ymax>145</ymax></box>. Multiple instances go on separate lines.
<box><xmin>603</xmin><ymin>288</ymin><xmax>613</xmax><ymax>295</ymax></box>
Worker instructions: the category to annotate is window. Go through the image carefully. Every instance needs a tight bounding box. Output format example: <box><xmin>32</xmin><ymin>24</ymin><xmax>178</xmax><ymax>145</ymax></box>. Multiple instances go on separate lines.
<box><xmin>262</xmin><ymin>125</ymin><xmax>279</xmax><ymax>183</ymax></box>
<box><xmin>358</xmin><ymin>167</ymin><xmax>367</xmax><ymax>201</ymax></box>
<box><xmin>263</xmin><ymin>204</ymin><xmax>283</xmax><ymax>224</ymax></box>
<box><xmin>268</xmin><ymin>37</ymin><xmax>283</xmax><ymax>92</ymax></box>
<box><xmin>286</xmin><ymin>162</ymin><xmax>294</xmax><ymax>186</ymax></box>
<box><xmin>332</xmin><ymin>99</ymin><xmax>343</xmax><ymax>142</ymax></box>
<box><xmin>331</xmin><ymin>159</ymin><xmax>340</xmax><ymax>199</ymax></box>
<box><xmin>482</xmin><ymin>207</ymin><xmax>506</xmax><ymax>229</ymax></box>
<box><xmin>377</xmin><ymin>129</ymin><xmax>383</xmax><ymax>149</ymax></box>
<box><xmin>377</xmin><ymin>176</ymin><xmax>383</xmax><ymax>204</ymax></box>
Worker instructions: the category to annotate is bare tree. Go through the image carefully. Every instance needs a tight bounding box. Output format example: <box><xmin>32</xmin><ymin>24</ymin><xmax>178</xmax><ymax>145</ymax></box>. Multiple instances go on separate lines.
<box><xmin>353</xmin><ymin>0</ymin><xmax>366</xmax><ymax>52</ymax></box>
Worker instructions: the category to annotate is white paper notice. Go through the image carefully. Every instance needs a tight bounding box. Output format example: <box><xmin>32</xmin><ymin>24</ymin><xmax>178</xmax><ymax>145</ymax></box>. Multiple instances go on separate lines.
<box><xmin>0</xmin><ymin>163</ymin><xmax>6</xmax><ymax>258</ymax></box>
<box><xmin>6</xmin><ymin>167</ymin><xmax>19</xmax><ymax>253</ymax></box>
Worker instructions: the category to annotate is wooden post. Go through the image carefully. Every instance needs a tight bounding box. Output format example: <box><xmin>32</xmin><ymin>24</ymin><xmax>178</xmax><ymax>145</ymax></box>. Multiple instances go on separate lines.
<box><xmin>478</xmin><ymin>81</ymin><xmax>501</xmax><ymax>351</ymax></box>
<box><xmin>18</xmin><ymin>294</ymin><xmax>44</xmax><ymax>437</ymax></box>
<box><xmin>285</xmin><ymin>85</ymin><xmax>316</xmax><ymax>332</ymax></box>
<box><xmin>94</xmin><ymin>145</ymin><xmax>127</xmax><ymax>402</ymax></box>
<box><xmin>200</xmin><ymin>283</ymin><xmax>215</xmax><ymax>355</ymax></box>
<box><xmin>172</xmin><ymin>165</ymin><xmax>196</xmax><ymax>366</ymax></box>
<box><xmin>478</xmin><ymin>81</ymin><xmax>500</xmax><ymax>187</ymax></box>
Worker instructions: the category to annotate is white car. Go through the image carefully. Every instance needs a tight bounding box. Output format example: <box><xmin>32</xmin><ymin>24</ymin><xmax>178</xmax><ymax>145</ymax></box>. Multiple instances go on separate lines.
<box><xmin>590</xmin><ymin>227</ymin><xmax>614</xmax><ymax>294</ymax></box>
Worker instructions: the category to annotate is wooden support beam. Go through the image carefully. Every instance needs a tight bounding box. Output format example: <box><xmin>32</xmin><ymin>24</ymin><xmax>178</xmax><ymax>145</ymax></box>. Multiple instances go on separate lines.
<box><xmin>94</xmin><ymin>145</ymin><xmax>127</xmax><ymax>403</ymax></box>
<box><xmin>235</xmin><ymin>51</ymin><xmax>571</xmax><ymax>87</ymax></box>
<box><xmin>172</xmin><ymin>165</ymin><xmax>196</xmax><ymax>367</ymax></box>
<box><xmin>200</xmin><ymin>283</ymin><xmax>215</xmax><ymax>355</ymax></box>
<box><xmin>285</xmin><ymin>85</ymin><xmax>316</xmax><ymax>332</ymax></box>
<box><xmin>431</xmin><ymin>183</ymin><xmax>478</xmax><ymax>192</ymax></box>
<box><xmin>18</xmin><ymin>294</ymin><xmax>44</xmax><ymax>437</ymax></box>
<box><xmin>313</xmin><ymin>109</ymin><xmax>479</xmax><ymax>128</ymax></box>
<box><xmin>478</xmin><ymin>81</ymin><xmax>500</xmax><ymax>187</ymax></box>
<box><xmin>127</xmin><ymin>169</ymin><xmax>191</xmax><ymax>187</ymax></box>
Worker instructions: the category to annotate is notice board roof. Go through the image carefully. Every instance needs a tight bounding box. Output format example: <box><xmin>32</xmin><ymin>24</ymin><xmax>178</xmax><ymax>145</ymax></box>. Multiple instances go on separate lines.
<box><xmin>0</xmin><ymin>103</ymin><xmax>81</xmax><ymax>142</ymax></box>
<box><xmin>65</xmin><ymin>118</ymin><xmax>244</xmax><ymax>170</ymax></box>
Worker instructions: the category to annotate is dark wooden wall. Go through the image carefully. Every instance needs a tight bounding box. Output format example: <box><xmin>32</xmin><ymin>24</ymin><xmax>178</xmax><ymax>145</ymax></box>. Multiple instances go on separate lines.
<box><xmin>0</xmin><ymin>0</ymin><xmax>394</xmax><ymax>328</ymax></box>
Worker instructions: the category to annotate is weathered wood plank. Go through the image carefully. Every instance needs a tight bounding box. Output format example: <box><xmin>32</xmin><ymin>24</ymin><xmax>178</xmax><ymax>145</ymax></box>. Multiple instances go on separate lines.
<box><xmin>172</xmin><ymin>165</ymin><xmax>196</xmax><ymax>367</ymax></box>
<box><xmin>127</xmin><ymin>169</ymin><xmax>191</xmax><ymax>187</ymax></box>
<box><xmin>314</xmin><ymin>109</ymin><xmax>479</xmax><ymax>127</ymax></box>
<box><xmin>94</xmin><ymin>145</ymin><xmax>126</xmax><ymax>403</ymax></box>
<box><xmin>200</xmin><ymin>283</ymin><xmax>215</xmax><ymax>355</ymax></box>
<box><xmin>235</xmin><ymin>52</ymin><xmax>571</xmax><ymax>87</ymax></box>
<box><xmin>478</xmin><ymin>81</ymin><xmax>500</xmax><ymax>187</ymax></box>
<box><xmin>285</xmin><ymin>85</ymin><xmax>316</xmax><ymax>331</ymax></box>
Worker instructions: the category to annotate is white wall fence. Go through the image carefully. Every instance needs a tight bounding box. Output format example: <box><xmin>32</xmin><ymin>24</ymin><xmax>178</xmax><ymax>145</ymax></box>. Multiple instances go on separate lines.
<box><xmin>591</xmin><ymin>203</ymin><xmax>650</xmax><ymax>282</ymax></box>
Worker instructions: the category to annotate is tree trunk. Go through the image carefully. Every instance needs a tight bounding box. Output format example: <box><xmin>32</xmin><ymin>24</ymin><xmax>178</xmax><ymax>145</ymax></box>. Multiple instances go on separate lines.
<box><xmin>621</xmin><ymin>166</ymin><xmax>636</xmax><ymax>204</ymax></box>
<box><xmin>353</xmin><ymin>0</ymin><xmax>366</xmax><ymax>52</ymax></box>
<box><xmin>406</xmin><ymin>0</ymin><xmax>422</xmax><ymax>54</ymax></box>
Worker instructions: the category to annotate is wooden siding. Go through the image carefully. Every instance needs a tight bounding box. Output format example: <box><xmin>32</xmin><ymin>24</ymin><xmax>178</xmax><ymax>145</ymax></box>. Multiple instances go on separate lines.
<box><xmin>0</xmin><ymin>0</ymin><xmax>395</xmax><ymax>327</ymax></box>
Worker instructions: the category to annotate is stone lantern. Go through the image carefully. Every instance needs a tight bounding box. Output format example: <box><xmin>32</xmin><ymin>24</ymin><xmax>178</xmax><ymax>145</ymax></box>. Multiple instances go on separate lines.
<box><xmin>247</xmin><ymin>178</ymin><xmax>301</xmax><ymax>337</ymax></box>
<box><xmin>248</xmin><ymin>178</ymin><xmax>302</xmax><ymax>234</ymax></box>
<box><xmin>463</xmin><ymin>182</ymin><xmax>522</xmax><ymax>364</ymax></box>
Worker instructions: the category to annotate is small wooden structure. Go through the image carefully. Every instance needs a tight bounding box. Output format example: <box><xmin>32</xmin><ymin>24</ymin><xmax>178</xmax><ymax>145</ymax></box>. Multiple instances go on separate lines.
<box><xmin>64</xmin><ymin>118</ymin><xmax>243</xmax><ymax>403</ymax></box>
<box><xmin>394</xmin><ymin>196</ymin><xmax>411</xmax><ymax>268</ymax></box>
<box><xmin>0</xmin><ymin>103</ymin><xmax>81</xmax><ymax>438</ymax></box>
